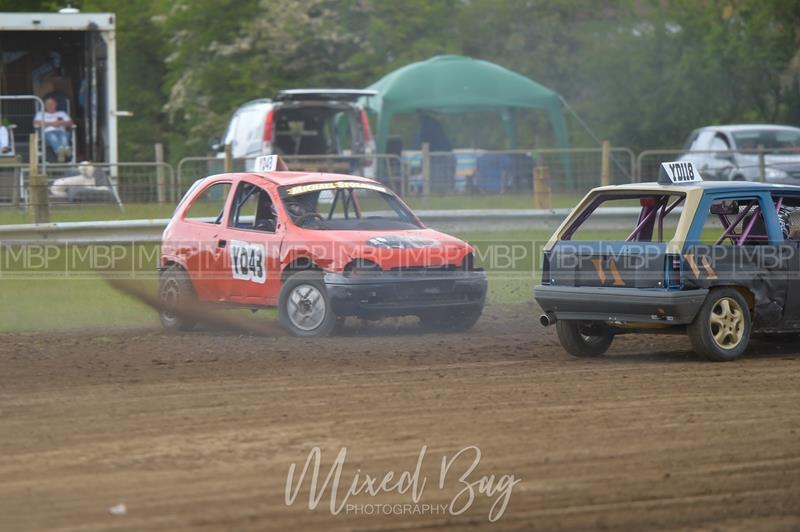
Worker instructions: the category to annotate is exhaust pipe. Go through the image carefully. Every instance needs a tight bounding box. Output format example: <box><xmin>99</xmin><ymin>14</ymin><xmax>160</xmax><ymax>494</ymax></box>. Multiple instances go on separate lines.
<box><xmin>539</xmin><ymin>313</ymin><xmax>557</xmax><ymax>327</ymax></box>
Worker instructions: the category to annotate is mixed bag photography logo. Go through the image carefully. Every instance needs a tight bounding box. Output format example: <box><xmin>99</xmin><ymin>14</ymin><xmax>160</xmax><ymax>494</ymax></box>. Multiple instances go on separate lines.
<box><xmin>285</xmin><ymin>446</ymin><xmax>520</xmax><ymax>522</ymax></box>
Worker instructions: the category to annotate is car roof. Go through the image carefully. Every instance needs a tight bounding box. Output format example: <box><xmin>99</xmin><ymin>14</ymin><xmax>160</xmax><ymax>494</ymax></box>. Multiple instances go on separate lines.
<box><xmin>593</xmin><ymin>181</ymin><xmax>800</xmax><ymax>194</ymax></box>
<box><xmin>219</xmin><ymin>171</ymin><xmax>382</xmax><ymax>188</ymax></box>
<box><xmin>697</xmin><ymin>124</ymin><xmax>800</xmax><ymax>133</ymax></box>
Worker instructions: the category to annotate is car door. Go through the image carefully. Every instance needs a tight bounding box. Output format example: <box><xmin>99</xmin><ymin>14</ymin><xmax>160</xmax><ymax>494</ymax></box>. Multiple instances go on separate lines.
<box><xmin>178</xmin><ymin>180</ymin><xmax>234</xmax><ymax>301</ymax></box>
<box><xmin>218</xmin><ymin>178</ymin><xmax>284</xmax><ymax>305</ymax></box>
<box><xmin>684</xmin><ymin>192</ymin><xmax>791</xmax><ymax>329</ymax></box>
<box><xmin>772</xmin><ymin>193</ymin><xmax>800</xmax><ymax>326</ymax></box>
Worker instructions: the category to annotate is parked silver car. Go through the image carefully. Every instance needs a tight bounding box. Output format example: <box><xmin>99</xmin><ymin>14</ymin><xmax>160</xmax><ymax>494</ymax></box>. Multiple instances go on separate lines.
<box><xmin>679</xmin><ymin>124</ymin><xmax>800</xmax><ymax>184</ymax></box>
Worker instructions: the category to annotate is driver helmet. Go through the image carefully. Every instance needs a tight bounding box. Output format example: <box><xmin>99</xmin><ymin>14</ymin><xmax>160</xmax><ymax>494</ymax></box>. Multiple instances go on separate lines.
<box><xmin>285</xmin><ymin>201</ymin><xmax>305</xmax><ymax>218</ymax></box>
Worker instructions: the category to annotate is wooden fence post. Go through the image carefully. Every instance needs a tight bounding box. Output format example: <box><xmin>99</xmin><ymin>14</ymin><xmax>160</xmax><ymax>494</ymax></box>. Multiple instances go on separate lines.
<box><xmin>155</xmin><ymin>143</ymin><xmax>166</xmax><ymax>204</ymax></box>
<box><xmin>28</xmin><ymin>133</ymin><xmax>49</xmax><ymax>224</ymax></box>
<box><xmin>601</xmin><ymin>140</ymin><xmax>611</xmax><ymax>186</ymax></box>
<box><xmin>224</xmin><ymin>143</ymin><xmax>233</xmax><ymax>173</ymax></box>
<box><xmin>421</xmin><ymin>142</ymin><xmax>431</xmax><ymax>197</ymax></box>
<box><xmin>533</xmin><ymin>166</ymin><xmax>552</xmax><ymax>209</ymax></box>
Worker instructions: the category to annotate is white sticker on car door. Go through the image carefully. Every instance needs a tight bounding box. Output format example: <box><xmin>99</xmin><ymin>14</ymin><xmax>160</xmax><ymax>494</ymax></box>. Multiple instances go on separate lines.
<box><xmin>229</xmin><ymin>240</ymin><xmax>266</xmax><ymax>284</ymax></box>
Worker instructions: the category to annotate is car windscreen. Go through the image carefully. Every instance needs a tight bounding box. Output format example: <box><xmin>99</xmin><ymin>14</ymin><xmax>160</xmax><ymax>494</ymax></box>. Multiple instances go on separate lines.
<box><xmin>732</xmin><ymin>129</ymin><xmax>800</xmax><ymax>153</ymax></box>
<box><xmin>561</xmin><ymin>192</ymin><xmax>686</xmax><ymax>243</ymax></box>
<box><xmin>278</xmin><ymin>182</ymin><xmax>421</xmax><ymax>230</ymax></box>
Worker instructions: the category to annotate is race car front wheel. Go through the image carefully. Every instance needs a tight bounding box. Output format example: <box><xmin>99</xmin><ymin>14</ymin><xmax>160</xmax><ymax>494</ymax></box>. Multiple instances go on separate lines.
<box><xmin>556</xmin><ymin>320</ymin><xmax>614</xmax><ymax>357</ymax></box>
<box><xmin>688</xmin><ymin>288</ymin><xmax>751</xmax><ymax>362</ymax></box>
<box><xmin>159</xmin><ymin>265</ymin><xmax>197</xmax><ymax>332</ymax></box>
<box><xmin>279</xmin><ymin>271</ymin><xmax>338</xmax><ymax>337</ymax></box>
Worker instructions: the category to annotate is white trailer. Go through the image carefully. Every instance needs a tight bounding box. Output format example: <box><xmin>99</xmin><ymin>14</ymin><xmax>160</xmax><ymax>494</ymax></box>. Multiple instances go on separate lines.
<box><xmin>0</xmin><ymin>9</ymin><xmax>122</xmax><ymax>164</ymax></box>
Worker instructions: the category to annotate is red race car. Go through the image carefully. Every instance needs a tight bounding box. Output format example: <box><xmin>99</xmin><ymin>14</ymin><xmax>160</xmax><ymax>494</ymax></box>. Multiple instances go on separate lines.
<box><xmin>159</xmin><ymin>157</ymin><xmax>487</xmax><ymax>336</ymax></box>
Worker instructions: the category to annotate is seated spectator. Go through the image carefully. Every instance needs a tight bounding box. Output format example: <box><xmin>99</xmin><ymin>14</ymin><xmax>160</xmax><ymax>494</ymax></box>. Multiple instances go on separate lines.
<box><xmin>0</xmin><ymin>117</ymin><xmax>11</xmax><ymax>156</ymax></box>
<box><xmin>33</xmin><ymin>97</ymin><xmax>73</xmax><ymax>162</ymax></box>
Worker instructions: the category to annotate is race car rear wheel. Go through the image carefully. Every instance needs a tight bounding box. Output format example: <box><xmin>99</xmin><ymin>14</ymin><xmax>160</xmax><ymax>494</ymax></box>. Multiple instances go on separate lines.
<box><xmin>279</xmin><ymin>271</ymin><xmax>338</xmax><ymax>337</ymax></box>
<box><xmin>556</xmin><ymin>320</ymin><xmax>614</xmax><ymax>357</ymax></box>
<box><xmin>159</xmin><ymin>265</ymin><xmax>197</xmax><ymax>332</ymax></box>
<box><xmin>688</xmin><ymin>288</ymin><xmax>751</xmax><ymax>362</ymax></box>
<box><xmin>419</xmin><ymin>307</ymin><xmax>483</xmax><ymax>332</ymax></box>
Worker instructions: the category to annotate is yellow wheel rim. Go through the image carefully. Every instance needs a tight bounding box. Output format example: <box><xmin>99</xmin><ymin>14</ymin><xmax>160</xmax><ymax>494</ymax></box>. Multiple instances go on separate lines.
<box><xmin>709</xmin><ymin>297</ymin><xmax>745</xmax><ymax>350</ymax></box>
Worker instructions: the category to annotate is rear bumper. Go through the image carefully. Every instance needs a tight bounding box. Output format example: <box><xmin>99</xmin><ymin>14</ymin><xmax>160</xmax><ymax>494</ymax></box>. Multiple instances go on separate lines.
<box><xmin>324</xmin><ymin>271</ymin><xmax>487</xmax><ymax>317</ymax></box>
<box><xmin>534</xmin><ymin>285</ymin><xmax>708</xmax><ymax>325</ymax></box>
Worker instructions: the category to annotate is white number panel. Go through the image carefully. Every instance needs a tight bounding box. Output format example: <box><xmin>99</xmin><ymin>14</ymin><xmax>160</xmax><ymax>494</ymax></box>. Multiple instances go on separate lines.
<box><xmin>229</xmin><ymin>240</ymin><xmax>266</xmax><ymax>284</ymax></box>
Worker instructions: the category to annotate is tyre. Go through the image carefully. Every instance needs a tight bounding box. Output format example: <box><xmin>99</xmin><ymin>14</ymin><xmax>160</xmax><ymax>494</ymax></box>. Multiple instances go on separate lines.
<box><xmin>419</xmin><ymin>306</ymin><xmax>483</xmax><ymax>332</ymax></box>
<box><xmin>278</xmin><ymin>271</ymin><xmax>338</xmax><ymax>337</ymax></box>
<box><xmin>556</xmin><ymin>320</ymin><xmax>614</xmax><ymax>357</ymax></box>
<box><xmin>159</xmin><ymin>264</ymin><xmax>197</xmax><ymax>332</ymax></box>
<box><xmin>688</xmin><ymin>288</ymin><xmax>751</xmax><ymax>362</ymax></box>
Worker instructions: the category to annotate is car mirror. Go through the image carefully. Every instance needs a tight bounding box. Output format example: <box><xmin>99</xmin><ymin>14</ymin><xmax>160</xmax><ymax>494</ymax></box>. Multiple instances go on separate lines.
<box><xmin>208</xmin><ymin>135</ymin><xmax>222</xmax><ymax>152</ymax></box>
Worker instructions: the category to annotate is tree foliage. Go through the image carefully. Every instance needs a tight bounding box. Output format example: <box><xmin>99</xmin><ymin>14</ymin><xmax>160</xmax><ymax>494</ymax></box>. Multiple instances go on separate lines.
<box><xmin>4</xmin><ymin>0</ymin><xmax>798</xmax><ymax>158</ymax></box>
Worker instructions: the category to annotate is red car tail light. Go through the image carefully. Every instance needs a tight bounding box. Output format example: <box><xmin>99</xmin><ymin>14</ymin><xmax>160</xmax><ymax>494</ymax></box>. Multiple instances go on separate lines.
<box><xmin>262</xmin><ymin>110</ymin><xmax>274</xmax><ymax>142</ymax></box>
<box><xmin>360</xmin><ymin>110</ymin><xmax>372</xmax><ymax>143</ymax></box>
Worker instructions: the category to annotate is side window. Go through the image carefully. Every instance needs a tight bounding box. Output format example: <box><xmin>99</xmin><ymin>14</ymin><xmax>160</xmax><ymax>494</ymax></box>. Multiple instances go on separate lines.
<box><xmin>184</xmin><ymin>182</ymin><xmax>231</xmax><ymax>223</ymax></box>
<box><xmin>699</xmin><ymin>198</ymin><xmax>768</xmax><ymax>246</ymax></box>
<box><xmin>230</xmin><ymin>182</ymin><xmax>277</xmax><ymax>232</ymax></box>
<box><xmin>774</xmin><ymin>195</ymin><xmax>800</xmax><ymax>240</ymax></box>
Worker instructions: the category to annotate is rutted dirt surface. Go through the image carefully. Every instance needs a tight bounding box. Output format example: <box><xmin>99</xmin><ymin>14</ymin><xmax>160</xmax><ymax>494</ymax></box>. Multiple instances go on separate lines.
<box><xmin>1</xmin><ymin>304</ymin><xmax>799</xmax><ymax>531</ymax></box>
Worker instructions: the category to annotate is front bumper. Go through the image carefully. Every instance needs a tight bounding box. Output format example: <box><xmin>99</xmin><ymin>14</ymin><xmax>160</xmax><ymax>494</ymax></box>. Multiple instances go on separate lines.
<box><xmin>534</xmin><ymin>285</ymin><xmax>708</xmax><ymax>325</ymax></box>
<box><xmin>325</xmin><ymin>270</ymin><xmax>487</xmax><ymax>318</ymax></box>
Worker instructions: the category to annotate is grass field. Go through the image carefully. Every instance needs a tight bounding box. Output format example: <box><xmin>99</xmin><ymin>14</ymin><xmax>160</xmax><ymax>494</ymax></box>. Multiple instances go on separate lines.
<box><xmin>0</xmin><ymin>193</ymin><xmax>585</xmax><ymax>225</ymax></box>
<box><xmin>0</xmin><ymin>229</ymin><xmax>623</xmax><ymax>332</ymax></box>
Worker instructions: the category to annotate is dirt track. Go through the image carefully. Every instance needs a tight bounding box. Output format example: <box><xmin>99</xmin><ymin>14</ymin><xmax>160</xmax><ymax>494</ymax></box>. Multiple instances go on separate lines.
<box><xmin>1</xmin><ymin>304</ymin><xmax>799</xmax><ymax>531</ymax></box>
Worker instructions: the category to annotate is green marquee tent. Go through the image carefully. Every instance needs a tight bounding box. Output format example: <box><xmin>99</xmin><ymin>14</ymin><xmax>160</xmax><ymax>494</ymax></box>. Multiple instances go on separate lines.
<box><xmin>364</xmin><ymin>55</ymin><xmax>570</xmax><ymax>157</ymax></box>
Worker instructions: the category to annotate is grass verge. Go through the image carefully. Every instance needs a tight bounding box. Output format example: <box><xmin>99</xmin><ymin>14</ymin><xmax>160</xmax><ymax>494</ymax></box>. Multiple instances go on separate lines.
<box><xmin>0</xmin><ymin>229</ymin><xmax>621</xmax><ymax>332</ymax></box>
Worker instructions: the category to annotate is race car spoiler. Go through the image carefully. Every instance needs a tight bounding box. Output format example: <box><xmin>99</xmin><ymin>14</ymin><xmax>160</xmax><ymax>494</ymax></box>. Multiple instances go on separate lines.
<box><xmin>274</xmin><ymin>89</ymin><xmax>378</xmax><ymax>102</ymax></box>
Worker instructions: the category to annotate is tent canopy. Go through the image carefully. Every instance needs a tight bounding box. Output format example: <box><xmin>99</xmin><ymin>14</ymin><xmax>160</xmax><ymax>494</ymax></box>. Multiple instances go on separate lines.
<box><xmin>364</xmin><ymin>55</ymin><xmax>570</xmax><ymax>155</ymax></box>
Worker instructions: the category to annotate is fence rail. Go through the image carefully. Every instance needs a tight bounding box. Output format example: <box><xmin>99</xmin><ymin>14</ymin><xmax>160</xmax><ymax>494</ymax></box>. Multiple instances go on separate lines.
<box><xmin>0</xmin><ymin>208</ymin><xmax>643</xmax><ymax>244</ymax></box>
<box><xmin>176</xmin><ymin>154</ymin><xmax>405</xmax><ymax>195</ymax></box>
<box><xmin>636</xmin><ymin>148</ymin><xmax>800</xmax><ymax>183</ymax></box>
<box><xmin>10</xmin><ymin>145</ymin><xmax>774</xmax><ymax>224</ymax></box>
<box><xmin>0</xmin><ymin>95</ymin><xmax>47</xmax><ymax>168</ymax></box>
<box><xmin>0</xmin><ymin>161</ymin><xmax>177</xmax><ymax>209</ymax></box>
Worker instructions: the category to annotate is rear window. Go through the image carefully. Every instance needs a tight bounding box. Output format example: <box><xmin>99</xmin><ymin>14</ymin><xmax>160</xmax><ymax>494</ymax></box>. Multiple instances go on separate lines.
<box><xmin>562</xmin><ymin>192</ymin><xmax>685</xmax><ymax>243</ymax></box>
<box><xmin>273</xmin><ymin>106</ymin><xmax>362</xmax><ymax>156</ymax></box>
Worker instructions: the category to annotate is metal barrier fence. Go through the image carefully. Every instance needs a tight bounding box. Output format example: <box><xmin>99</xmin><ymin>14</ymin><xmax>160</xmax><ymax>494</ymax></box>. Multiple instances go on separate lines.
<box><xmin>637</xmin><ymin>148</ymin><xmax>800</xmax><ymax>183</ymax></box>
<box><xmin>0</xmin><ymin>95</ymin><xmax>47</xmax><ymax>167</ymax></box>
<box><xmin>0</xmin><ymin>162</ymin><xmax>176</xmax><ymax>208</ymax></box>
<box><xmin>177</xmin><ymin>148</ymin><xmax>636</xmax><ymax>200</ymax></box>
<box><xmin>417</xmin><ymin>147</ymin><xmax>635</xmax><ymax>197</ymax></box>
<box><xmin>0</xmin><ymin>146</ymin><xmax>655</xmax><ymax>216</ymax></box>
<box><xmin>176</xmin><ymin>154</ymin><xmax>405</xmax><ymax>195</ymax></box>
